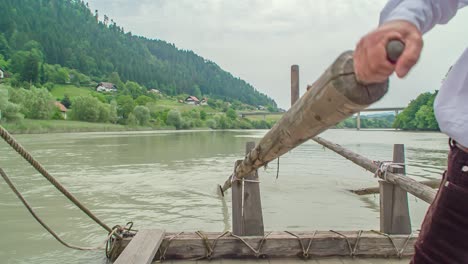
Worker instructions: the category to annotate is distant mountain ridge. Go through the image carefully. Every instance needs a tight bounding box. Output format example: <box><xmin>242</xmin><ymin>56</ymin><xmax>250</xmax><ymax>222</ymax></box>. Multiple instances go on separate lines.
<box><xmin>0</xmin><ymin>0</ymin><xmax>276</xmax><ymax>107</ymax></box>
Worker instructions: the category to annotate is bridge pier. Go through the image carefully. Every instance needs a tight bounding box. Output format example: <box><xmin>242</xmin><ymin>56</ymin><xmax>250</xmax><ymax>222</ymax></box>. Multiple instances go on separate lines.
<box><xmin>356</xmin><ymin>112</ymin><xmax>361</xmax><ymax>130</ymax></box>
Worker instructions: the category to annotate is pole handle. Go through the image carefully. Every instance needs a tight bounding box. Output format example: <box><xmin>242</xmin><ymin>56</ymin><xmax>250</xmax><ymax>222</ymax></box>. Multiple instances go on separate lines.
<box><xmin>386</xmin><ymin>40</ymin><xmax>405</xmax><ymax>63</ymax></box>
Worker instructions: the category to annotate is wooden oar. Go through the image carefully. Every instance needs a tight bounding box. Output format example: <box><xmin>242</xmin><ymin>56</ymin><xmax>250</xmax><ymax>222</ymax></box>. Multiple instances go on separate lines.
<box><xmin>219</xmin><ymin>40</ymin><xmax>405</xmax><ymax>195</ymax></box>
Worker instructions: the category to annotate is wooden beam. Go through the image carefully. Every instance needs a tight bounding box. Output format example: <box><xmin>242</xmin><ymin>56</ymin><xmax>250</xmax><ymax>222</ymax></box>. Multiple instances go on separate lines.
<box><xmin>145</xmin><ymin>231</ymin><xmax>416</xmax><ymax>260</ymax></box>
<box><xmin>114</xmin><ymin>229</ymin><xmax>165</xmax><ymax>264</ymax></box>
<box><xmin>350</xmin><ymin>179</ymin><xmax>441</xmax><ymax>195</ymax></box>
<box><xmin>380</xmin><ymin>144</ymin><xmax>411</xmax><ymax>234</ymax></box>
<box><xmin>291</xmin><ymin>65</ymin><xmax>299</xmax><ymax>106</ymax></box>
<box><xmin>232</xmin><ymin>141</ymin><xmax>264</xmax><ymax>236</ymax></box>
<box><xmin>312</xmin><ymin>137</ymin><xmax>436</xmax><ymax>204</ymax></box>
<box><xmin>220</xmin><ymin>51</ymin><xmax>389</xmax><ymax>194</ymax></box>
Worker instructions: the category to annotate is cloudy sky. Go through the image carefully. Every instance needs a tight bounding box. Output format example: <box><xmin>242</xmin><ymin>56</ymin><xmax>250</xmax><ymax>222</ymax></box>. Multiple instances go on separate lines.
<box><xmin>87</xmin><ymin>0</ymin><xmax>468</xmax><ymax>109</ymax></box>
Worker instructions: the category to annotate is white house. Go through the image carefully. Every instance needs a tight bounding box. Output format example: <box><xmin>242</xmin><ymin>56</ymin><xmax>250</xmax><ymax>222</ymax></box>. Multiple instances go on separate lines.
<box><xmin>96</xmin><ymin>82</ymin><xmax>117</xmax><ymax>92</ymax></box>
<box><xmin>185</xmin><ymin>96</ymin><xmax>200</xmax><ymax>105</ymax></box>
<box><xmin>0</xmin><ymin>67</ymin><xmax>4</xmax><ymax>79</ymax></box>
<box><xmin>149</xmin><ymin>89</ymin><xmax>161</xmax><ymax>95</ymax></box>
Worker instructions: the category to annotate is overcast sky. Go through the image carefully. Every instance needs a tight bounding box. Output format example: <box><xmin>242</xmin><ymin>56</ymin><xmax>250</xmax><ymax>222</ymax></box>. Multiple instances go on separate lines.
<box><xmin>87</xmin><ymin>0</ymin><xmax>468</xmax><ymax>109</ymax></box>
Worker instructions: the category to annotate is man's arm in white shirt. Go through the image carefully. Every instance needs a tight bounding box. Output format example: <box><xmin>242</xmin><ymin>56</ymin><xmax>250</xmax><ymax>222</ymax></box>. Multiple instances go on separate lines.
<box><xmin>380</xmin><ymin>0</ymin><xmax>468</xmax><ymax>33</ymax></box>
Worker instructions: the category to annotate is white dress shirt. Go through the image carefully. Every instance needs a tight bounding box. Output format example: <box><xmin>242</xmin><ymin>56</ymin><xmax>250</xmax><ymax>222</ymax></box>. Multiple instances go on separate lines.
<box><xmin>380</xmin><ymin>0</ymin><xmax>468</xmax><ymax>147</ymax></box>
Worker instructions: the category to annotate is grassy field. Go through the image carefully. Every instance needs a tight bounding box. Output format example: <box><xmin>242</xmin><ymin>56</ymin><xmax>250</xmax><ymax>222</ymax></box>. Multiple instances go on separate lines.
<box><xmin>244</xmin><ymin>114</ymin><xmax>283</xmax><ymax>122</ymax></box>
<box><xmin>2</xmin><ymin>119</ymin><xmax>158</xmax><ymax>134</ymax></box>
<box><xmin>50</xmin><ymin>84</ymin><xmax>95</xmax><ymax>99</ymax></box>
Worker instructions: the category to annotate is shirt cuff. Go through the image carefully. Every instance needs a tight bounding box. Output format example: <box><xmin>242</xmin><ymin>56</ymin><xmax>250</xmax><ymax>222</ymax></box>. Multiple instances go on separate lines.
<box><xmin>379</xmin><ymin>9</ymin><xmax>424</xmax><ymax>32</ymax></box>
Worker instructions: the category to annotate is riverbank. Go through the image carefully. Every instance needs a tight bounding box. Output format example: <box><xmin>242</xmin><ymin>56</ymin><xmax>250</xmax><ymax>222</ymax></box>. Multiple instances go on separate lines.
<box><xmin>1</xmin><ymin>119</ymin><xmax>172</xmax><ymax>134</ymax></box>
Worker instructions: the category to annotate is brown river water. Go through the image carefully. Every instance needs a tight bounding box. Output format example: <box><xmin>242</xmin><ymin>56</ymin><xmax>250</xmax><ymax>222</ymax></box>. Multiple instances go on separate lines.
<box><xmin>0</xmin><ymin>129</ymin><xmax>448</xmax><ymax>263</ymax></box>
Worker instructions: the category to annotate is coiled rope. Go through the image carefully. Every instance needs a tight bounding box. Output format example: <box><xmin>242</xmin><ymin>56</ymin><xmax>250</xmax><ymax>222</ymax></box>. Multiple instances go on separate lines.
<box><xmin>0</xmin><ymin>125</ymin><xmax>112</xmax><ymax>233</ymax></box>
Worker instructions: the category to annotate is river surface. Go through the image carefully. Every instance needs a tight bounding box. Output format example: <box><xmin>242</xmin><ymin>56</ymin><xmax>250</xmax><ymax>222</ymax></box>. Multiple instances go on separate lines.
<box><xmin>0</xmin><ymin>129</ymin><xmax>448</xmax><ymax>264</ymax></box>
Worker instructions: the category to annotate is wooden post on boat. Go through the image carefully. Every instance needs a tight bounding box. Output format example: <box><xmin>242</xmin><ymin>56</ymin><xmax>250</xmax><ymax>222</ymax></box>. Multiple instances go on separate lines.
<box><xmin>291</xmin><ymin>65</ymin><xmax>299</xmax><ymax>106</ymax></box>
<box><xmin>379</xmin><ymin>144</ymin><xmax>412</xmax><ymax>234</ymax></box>
<box><xmin>232</xmin><ymin>141</ymin><xmax>264</xmax><ymax>236</ymax></box>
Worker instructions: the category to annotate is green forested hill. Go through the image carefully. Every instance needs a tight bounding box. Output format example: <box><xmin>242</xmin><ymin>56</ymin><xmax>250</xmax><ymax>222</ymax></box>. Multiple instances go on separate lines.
<box><xmin>0</xmin><ymin>0</ymin><xmax>276</xmax><ymax>107</ymax></box>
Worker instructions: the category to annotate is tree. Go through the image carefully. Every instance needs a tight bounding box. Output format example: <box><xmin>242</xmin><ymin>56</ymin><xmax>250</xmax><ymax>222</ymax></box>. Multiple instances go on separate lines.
<box><xmin>133</xmin><ymin>105</ymin><xmax>150</xmax><ymax>126</ymax></box>
<box><xmin>0</xmin><ymin>86</ymin><xmax>23</xmax><ymax>122</ymax></box>
<box><xmin>21</xmin><ymin>53</ymin><xmax>40</xmax><ymax>83</ymax></box>
<box><xmin>61</xmin><ymin>95</ymin><xmax>72</xmax><ymax>109</ymax></box>
<box><xmin>109</xmin><ymin>100</ymin><xmax>118</xmax><ymax>123</ymax></box>
<box><xmin>226</xmin><ymin>108</ymin><xmax>237</xmax><ymax>120</ymax></box>
<box><xmin>124</xmin><ymin>81</ymin><xmax>145</xmax><ymax>99</ymax></box>
<box><xmin>107</xmin><ymin>72</ymin><xmax>124</xmax><ymax>90</ymax></box>
<box><xmin>200</xmin><ymin>110</ymin><xmax>207</xmax><ymax>120</ymax></box>
<box><xmin>166</xmin><ymin>110</ymin><xmax>182</xmax><ymax>129</ymax></box>
<box><xmin>135</xmin><ymin>95</ymin><xmax>153</xmax><ymax>106</ymax></box>
<box><xmin>20</xmin><ymin>87</ymin><xmax>54</xmax><ymax>119</ymax></box>
<box><xmin>116</xmin><ymin>95</ymin><xmax>134</xmax><ymax>118</ymax></box>
<box><xmin>70</xmin><ymin>96</ymin><xmax>101</xmax><ymax>122</ymax></box>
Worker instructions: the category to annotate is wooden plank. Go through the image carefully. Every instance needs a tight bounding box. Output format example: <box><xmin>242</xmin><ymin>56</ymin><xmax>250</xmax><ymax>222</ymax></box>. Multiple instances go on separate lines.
<box><xmin>114</xmin><ymin>229</ymin><xmax>165</xmax><ymax>264</ymax></box>
<box><xmin>241</xmin><ymin>142</ymin><xmax>264</xmax><ymax>236</ymax></box>
<box><xmin>291</xmin><ymin>65</ymin><xmax>300</xmax><ymax>106</ymax></box>
<box><xmin>220</xmin><ymin>51</ymin><xmax>390</xmax><ymax>193</ymax></box>
<box><xmin>350</xmin><ymin>179</ymin><xmax>440</xmax><ymax>195</ymax></box>
<box><xmin>231</xmin><ymin>160</ymin><xmax>243</xmax><ymax>235</ymax></box>
<box><xmin>313</xmin><ymin>137</ymin><xmax>436</xmax><ymax>203</ymax></box>
<box><xmin>380</xmin><ymin>144</ymin><xmax>411</xmax><ymax>234</ymax></box>
<box><xmin>152</xmin><ymin>231</ymin><xmax>416</xmax><ymax>260</ymax></box>
<box><xmin>232</xmin><ymin>142</ymin><xmax>264</xmax><ymax>236</ymax></box>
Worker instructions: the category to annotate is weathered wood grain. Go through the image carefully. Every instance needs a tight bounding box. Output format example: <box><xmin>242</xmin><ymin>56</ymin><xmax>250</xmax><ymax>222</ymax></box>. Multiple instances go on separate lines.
<box><xmin>221</xmin><ymin>51</ymin><xmax>389</xmax><ymax>193</ymax></box>
<box><xmin>380</xmin><ymin>144</ymin><xmax>411</xmax><ymax>234</ymax></box>
<box><xmin>232</xmin><ymin>141</ymin><xmax>264</xmax><ymax>236</ymax></box>
<box><xmin>291</xmin><ymin>65</ymin><xmax>300</xmax><ymax>106</ymax></box>
<box><xmin>350</xmin><ymin>179</ymin><xmax>441</xmax><ymax>195</ymax></box>
<box><xmin>313</xmin><ymin>137</ymin><xmax>436</xmax><ymax>204</ymax></box>
<box><xmin>151</xmin><ymin>231</ymin><xmax>416</xmax><ymax>260</ymax></box>
<box><xmin>114</xmin><ymin>229</ymin><xmax>165</xmax><ymax>264</ymax></box>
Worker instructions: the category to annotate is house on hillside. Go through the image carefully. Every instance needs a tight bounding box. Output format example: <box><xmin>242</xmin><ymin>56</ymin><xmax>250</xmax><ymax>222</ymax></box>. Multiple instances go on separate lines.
<box><xmin>0</xmin><ymin>67</ymin><xmax>5</xmax><ymax>80</ymax></box>
<box><xmin>96</xmin><ymin>82</ymin><xmax>117</xmax><ymax>92</ymax></box>
<box><xmin>200</xmin><ymin>98</ymin><xmax>208</xmax><ymax>106</ymax></box>
<box><xmin>149</xmin><ymin>89</ymin><xmax>161</xmax><ymax>95</ymax></box>
<box><xmin>54</xmin><ymin>101</ymin><xmax>68</xmax><ymax>119</ymax></box>
<box><xmin>185</xmin><ymin>96</ymin><xmax>200</xmax><ymax>105</ymax></box>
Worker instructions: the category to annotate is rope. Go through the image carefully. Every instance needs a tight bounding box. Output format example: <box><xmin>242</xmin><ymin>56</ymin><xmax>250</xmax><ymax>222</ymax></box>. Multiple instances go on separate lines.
<box><xmin>284</xmin><ymin>230</ymin><xmax>317</xmax><ymax>258</ymax></box>
<box><xmin>0</xmin><ymin>125</ymin><xmax>112</xmax><ymax>232</ymax></box>
<box><xmin>371</xmin><ymin>230</ymin><xmax>414</xmax><ymax>258</ymax></box>
<box><xmin>0</xmin><ymin>168</ymin><xmax>121</xmax><ymax>251</ymax></box>
<box><xmin>157</xmin><ymin>232</ymin><xmax>184</xmax><ymax>262</ymax></box>
<box><xmin>195</xmin><ymin>231</ymin><xmax>230</xmax><ymax>260</ymax></box>
<box><xmin>374</xmin><ymin>161</ymin><xmax>405</xmax><ymax>182</ymax></box>
<box><xmin>330</xmin><ymin>230</ymin><xmax>363</xmax><ymax>257</ymax></box>
<box><xmin>230</xmin><ymin>232</ymin><xmax>272</xmax><ymax>258</ymax></box>
<box><xmin>276</xmin><ymin>157</ymin><xmax>280</xmax><ymax>179</ymax></box>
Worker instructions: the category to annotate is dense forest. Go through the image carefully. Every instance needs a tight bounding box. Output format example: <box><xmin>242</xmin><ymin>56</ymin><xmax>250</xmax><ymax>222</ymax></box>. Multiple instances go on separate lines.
<box><xmin>0</xmin><ymin>0</ymin><xmax>276</xmax><ymax>107</ymax></box>
<box><xmin>393</xmin><ymin>91</ymin><xmax>439</xmax><ymax>131</ymax></box>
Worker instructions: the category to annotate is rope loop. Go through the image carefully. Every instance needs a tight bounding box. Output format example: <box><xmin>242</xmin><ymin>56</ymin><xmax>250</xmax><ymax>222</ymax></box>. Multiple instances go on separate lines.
<box><xmin>230</xmin><ymin>232</ymin><xmax>272</xmax><ymax>258</ymax></box>
<box><xmin>374</xmin><ymin>161</ymin><xmax>405</xmax><ymax>182</ymax></box>
<box><xmin>330</xmin><ymin>230</ymin><xmax>363</xmax><ymax>257</ymax></box>
<box><xmin>371</xmin><ymin>230</ymin><xmax>414</xmax><ymax>258</ymax></box>
<box><xmin>157</xmin><ymin>232</ymin><xmax>184</xmax><ymax>262</ymax></box>
<box><xmin>284</xmin><ymin>230</ymin><xmax>316</xmax><ymax>259</ymax></box>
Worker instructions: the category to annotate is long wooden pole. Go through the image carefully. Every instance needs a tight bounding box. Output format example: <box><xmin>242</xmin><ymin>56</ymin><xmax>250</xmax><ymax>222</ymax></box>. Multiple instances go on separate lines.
<box><xmin>219</xmin><ymin>51</ymin><xmax>389</xmax><ymax>193</ymax></box>
<box><xmin>312</xmin><ymin>137</ymin><xmax>436</xmax><ymax>203</ymax></box>
<box><xmin>350</xmin><ymin>179</ymin><xmax>441</xmax><ymax>195</ymax></box>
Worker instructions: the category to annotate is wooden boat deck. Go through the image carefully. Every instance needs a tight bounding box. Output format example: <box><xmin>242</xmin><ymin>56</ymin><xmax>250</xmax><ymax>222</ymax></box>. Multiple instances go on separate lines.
<box><xmin>169</xmin><ymin>258</ymin><xmax>410</xmax><ymax>263</ymax></box>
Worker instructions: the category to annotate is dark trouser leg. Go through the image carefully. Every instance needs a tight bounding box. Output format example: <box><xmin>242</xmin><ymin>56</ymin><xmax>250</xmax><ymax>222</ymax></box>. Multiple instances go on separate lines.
<box><xmin>411</xmin><ymin>139</ymin><xmax>468</xmax><ymax>264</ymax></box>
